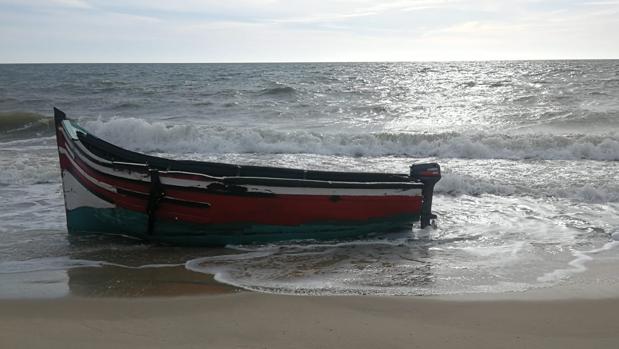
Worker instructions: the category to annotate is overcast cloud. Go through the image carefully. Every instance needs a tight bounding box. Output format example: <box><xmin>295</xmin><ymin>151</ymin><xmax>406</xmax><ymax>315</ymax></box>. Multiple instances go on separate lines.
<box><xmin>0</xmin><ymin>0</ymin><xmax>617</xmax><ymax>62</ymax></box>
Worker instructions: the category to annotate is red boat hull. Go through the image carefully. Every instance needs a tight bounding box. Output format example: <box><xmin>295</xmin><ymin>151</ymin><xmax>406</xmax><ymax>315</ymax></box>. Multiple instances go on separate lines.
<box><xmin>54</xmin><ymin>108</ymin><xmax>438</xmax><ymax>245</ymax></box>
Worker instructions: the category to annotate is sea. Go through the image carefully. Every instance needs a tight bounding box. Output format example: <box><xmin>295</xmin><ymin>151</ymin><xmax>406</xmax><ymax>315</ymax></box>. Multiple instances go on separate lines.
<box><xmin>1</xmin><ymin>61</ymin><xmax>618</xmax><ymax>298</ymax></box>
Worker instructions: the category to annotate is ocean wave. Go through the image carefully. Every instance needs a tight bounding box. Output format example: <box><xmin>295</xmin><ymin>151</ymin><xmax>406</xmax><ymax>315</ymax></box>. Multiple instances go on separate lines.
<box><xmin>560</xmin><ymin>184</ymin><xmax>619</xmax><ymax>203</ymax></box>
<box><xmin>436</xmin><ymin>173</ymin><xmax>516</xmax><ymax>197</ymax></box>
<box><xmin>0</xmin><ymin>97</ymin><xmax>18</xmax><ymax>103</ymax></box>
<box><xmin>487</xmin><ymin>80</ymin><xmax>510</xmax><ymax>88</ymax></box>
<box><xmin>258</xmin><ymin>83</ymin><xmax>296</xmax><ymax>96</ymax></box>
<box><xmin>0</xmin><ymin>111</ymin><xmax>54</xmax><ymax>139</ymax></box>
<box><xmin>353</xmin><ymin>104</ymin><xmax>389</xmax><ymax>114</ymax></box>
<box><xmin>512</xmin><ymin>95</ymin><xmax>537</xmax><ymax>103</ymax></box>
<box><xmin>110</xmin><ymin>101</ymin><xmax>142</xmax><ymax>110</ymax></box>
<box><xmin>0</xmin><ymin>159</ymin><xmax>58</xmax><ymax>185</ymax></box>
<box><xmin>602</xmin><ymin>78</ymin><xmax>619</xmax><ymax>88</ymax></box>
<box><xmin>437</xmin><ymin>173</ymin><xmax>619</xmax><ymax>203</ymax></box>
<box><xmin>192</xmin><ymin>101</ymin><xmax>213</xmax><ymax>106</ymax></box>
<box><xmin>83</xmin><ymin>117</ymin><xmax>619</xmax><ymax>161</ymax></box>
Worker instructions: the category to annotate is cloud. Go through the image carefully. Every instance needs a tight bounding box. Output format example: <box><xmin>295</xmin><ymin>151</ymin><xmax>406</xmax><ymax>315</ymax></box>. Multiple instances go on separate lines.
<box><xmin>583</xmin><ymin>1</ymin><xmax>619</xmax><ymax>5</ymax></box>
<box><xmin>269</xmin><ymin>0</ymin><xmax>459</xmax><ymax>24</ymax></box>
<box><xmin>0</xmin><ymin>0</ymin><xmax>618</xmax><ymax>62</ymax></box>
<box><xmin>52</xmin><ymin>0</ymin><xmax>92</xmax><ymax>8</ymax></box>
<box><xmin>0</xmin><ymin>0</ymin><xmax>92</xmax><ymax>10</ymax></box>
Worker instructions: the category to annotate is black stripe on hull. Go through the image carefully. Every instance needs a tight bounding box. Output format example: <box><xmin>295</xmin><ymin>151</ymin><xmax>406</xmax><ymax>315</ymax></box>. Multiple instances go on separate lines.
<box><xmin>62</xmin><ymin>128</ymin><xmax>424</xmax><ymax>197</ymax></box>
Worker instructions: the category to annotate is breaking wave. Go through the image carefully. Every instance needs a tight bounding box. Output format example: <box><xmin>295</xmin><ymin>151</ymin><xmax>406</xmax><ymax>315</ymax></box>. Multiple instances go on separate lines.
<box><xmin>436</xmin><ymin>173</ymin><xmax>517</xmax><ymax>197</ymax></box>
<box><xmin>0</xmin><ymin>160</ymin><xmax>58</xmax><ymax>186</ymax></box>
<box><xmin>437</xmin><ymin>173</ymin><xmax>619</xmax><ymax>203</ymax></box>
<box><xmin>83</xmin><ymin>117</ymin><xmax>619</xmax><ymax>161</ymax></box>
<box><xmin>0</xmin><ymin>112</ymin><xmax>54</xmax><ymax>139</ymax></box>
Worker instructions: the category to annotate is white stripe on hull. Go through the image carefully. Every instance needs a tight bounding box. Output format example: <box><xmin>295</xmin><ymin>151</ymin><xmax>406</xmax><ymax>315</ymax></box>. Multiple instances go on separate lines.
<box><xmin>62</xmin><ymin>170</ymin><xmax>115</xmax><ymax>210</ymax></box>
<box><xmin>59</xmin><ymin>147</ymin><xmax>118</xmax><ymax>193</ymax></box>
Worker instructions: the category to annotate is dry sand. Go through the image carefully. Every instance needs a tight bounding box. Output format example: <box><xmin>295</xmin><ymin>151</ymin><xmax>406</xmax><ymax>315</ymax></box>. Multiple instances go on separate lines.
<box><xmin>1</xmin><ymin>293</ymin><xmax>618</xmax><ymax>349</ymax></box>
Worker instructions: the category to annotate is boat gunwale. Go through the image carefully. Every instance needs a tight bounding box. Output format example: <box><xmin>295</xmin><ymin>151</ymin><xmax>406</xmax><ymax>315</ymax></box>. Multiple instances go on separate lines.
<box><xmin>58</xmin><ymin>125</ymin><xmax>426</xmax><ymax>199</ymax></box>
<box><xmin>59</xmin><ymin>118</ymin><xmax>426</xmax><ymax>190</ymax></box>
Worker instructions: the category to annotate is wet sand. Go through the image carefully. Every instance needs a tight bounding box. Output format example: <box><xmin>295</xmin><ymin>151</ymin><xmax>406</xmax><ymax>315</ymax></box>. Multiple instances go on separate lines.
<box><xmin>2</xmin><ymin>257</ymin><xmax>618</xmax><ymax>348</ymax></box>
<box><xmin>1</xmin><ymin>293</ymin><xmax>618</xmax><ymax>349</ymax></box>
<box><xmin>0</xmin><ymin>265</ymin><xmax>240</xmax><ymax>299</ymax></box>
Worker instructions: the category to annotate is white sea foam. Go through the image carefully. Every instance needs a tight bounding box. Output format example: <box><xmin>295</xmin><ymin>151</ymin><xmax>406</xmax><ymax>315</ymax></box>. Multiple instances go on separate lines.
<box><xmin>537</xmin><ymin>241</ymin><xmax>619</xmax><ymax>283</ymax></box>
<box><xmin>179</xmin><ymin>193</ymin><xmax>619</xmax><ymax>297</ymax></box>
<box><xmin>0</xmin><ymin>138</ymin><xmax>58</xmax><ymax>185</ymax></box>
<box><xmin>564</xmin><ymin>184</ymin><xmax>619</xmax><ymax>203</ymax></box>
<box><xmin>83</xmin><ymin>117</ymin><xmax>619</xmax><ymax>161</ymax></box>
<box><xmin>183</xmin><ymin>251</ymin><xmax>538</xmax><ymax>296</ymax></box>
<box><xmin>436</xmin><ymin>173</ymin><xmax>619</xmax><ymax>203</ymax></box>
<box><xmin>0</xmin><ymin>159</ymin><xmax>59</xmax><ymax>186</ymax></box>
<box><xmin>436</xmin><ymin>173</ymin><xmax>517</xmax><ymax>196</ymax></box>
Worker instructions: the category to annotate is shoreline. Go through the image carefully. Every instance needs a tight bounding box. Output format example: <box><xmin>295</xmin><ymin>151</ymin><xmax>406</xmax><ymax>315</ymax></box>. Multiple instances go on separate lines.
<box><xmin>2</xmin><ymin>293</ymin><xmax>618</xmax><ymax>349</ymax></box>
<box><xmin>1</xmin><ymin>260</ymin><xmax>618</xmax><ymax>348</ymax></box>
<box><xmin>2</xmin><ymin>249</ymin><xmax>618</xmax><ymax>300</ymax></box>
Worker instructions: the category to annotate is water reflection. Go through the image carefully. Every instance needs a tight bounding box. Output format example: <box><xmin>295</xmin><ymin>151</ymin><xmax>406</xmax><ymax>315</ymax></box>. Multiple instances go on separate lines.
<box><xmin>65</xmin><ymin>235</ymin><xmax>241</xmax><ymax>297</ymax></box>
<box><xmin>67</xmin><ymin>265</ymin><xmax>237</xmax><ymax>297</ymax></box>
<box><xmin>0</xmin><ymin>231</ymin><xmax>438</xmax><ymax>298</ymax></box>
<box><xmin>183</xmin><ymin>231</ymin><xmax>436</xmax><ymax>295</ymax></box>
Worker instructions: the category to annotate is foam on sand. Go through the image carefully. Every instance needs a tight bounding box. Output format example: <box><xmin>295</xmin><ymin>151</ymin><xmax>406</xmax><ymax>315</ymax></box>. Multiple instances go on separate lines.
<box><xmin>537</xmin><ymin>240</ymin><xmax>619</xmax><ymax>283</ymax></box>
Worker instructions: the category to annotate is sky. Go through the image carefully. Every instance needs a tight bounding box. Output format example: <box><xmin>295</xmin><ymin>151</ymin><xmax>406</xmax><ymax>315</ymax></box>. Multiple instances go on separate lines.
<box><xmin>0</xmin><ymin>0</ymin><xmax>618</xmax><ymax>62</ymax></box>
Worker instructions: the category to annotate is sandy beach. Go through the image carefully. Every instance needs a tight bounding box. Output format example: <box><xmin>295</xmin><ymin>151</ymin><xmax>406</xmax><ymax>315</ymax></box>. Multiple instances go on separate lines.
<box><xmin>2</xmin><ymin>249</ymin><xmax>619</xmax><ymax>348</ymax></box>
<box><xmin>1</xmin><ymin>292</ymin><xmax>618</xmax><ymax>349</ymax></box>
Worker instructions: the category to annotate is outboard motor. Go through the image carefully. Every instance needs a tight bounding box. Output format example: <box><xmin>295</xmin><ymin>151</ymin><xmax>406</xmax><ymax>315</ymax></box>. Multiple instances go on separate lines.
<box><xmin>410</xmin><ymin>163</ymin><xmax>441</xmax><ymax>228</ymax></box>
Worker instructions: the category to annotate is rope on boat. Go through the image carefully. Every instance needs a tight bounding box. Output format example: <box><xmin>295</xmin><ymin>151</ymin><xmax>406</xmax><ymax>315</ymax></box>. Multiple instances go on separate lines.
<box><xmin>146</xmin><ymin>169</ymin><xmax>165</xmax><ymax>235</ymax></box>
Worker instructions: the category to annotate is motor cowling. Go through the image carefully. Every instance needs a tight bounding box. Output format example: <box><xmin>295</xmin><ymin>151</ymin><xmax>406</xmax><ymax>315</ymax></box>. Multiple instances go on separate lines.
<box><xmin>410</xmin><ymin>163</ymin><xmax>441</xmax><ymax>185</ymax></box>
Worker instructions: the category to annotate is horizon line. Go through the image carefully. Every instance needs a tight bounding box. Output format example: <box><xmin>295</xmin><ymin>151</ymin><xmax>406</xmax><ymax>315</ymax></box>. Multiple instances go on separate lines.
<box><xmin>1</xmin><ymin>58</ymin><xmax>618</xmax><ymax>65</ymax></box>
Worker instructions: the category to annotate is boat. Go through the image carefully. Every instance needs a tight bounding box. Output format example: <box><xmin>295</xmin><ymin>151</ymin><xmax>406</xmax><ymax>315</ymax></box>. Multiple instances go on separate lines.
<box><xmin>53</xmin><ymin>107</ymin><xmax>441</xmax><ymax>245</ymax></box>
